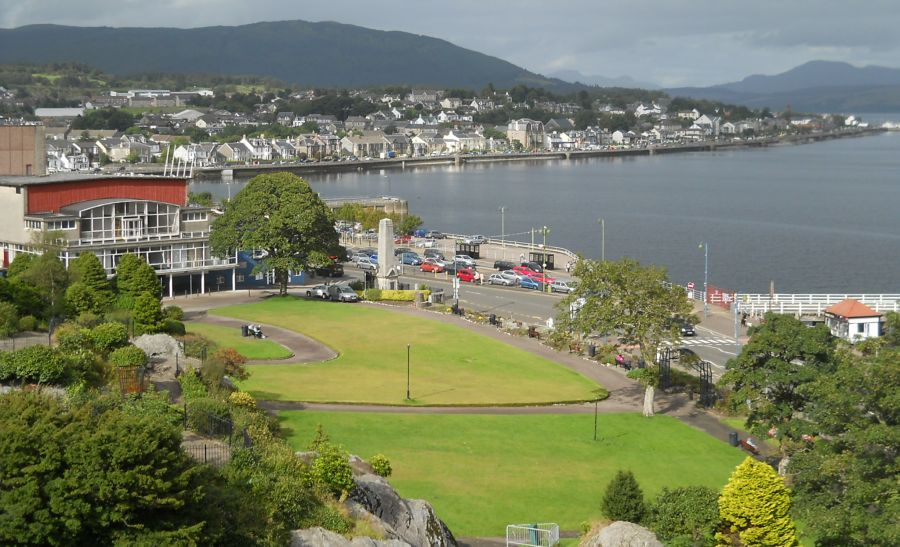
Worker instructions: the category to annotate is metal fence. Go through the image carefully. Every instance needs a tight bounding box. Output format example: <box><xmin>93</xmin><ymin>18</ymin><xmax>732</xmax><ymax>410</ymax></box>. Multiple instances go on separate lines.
<box><xmin>737</xmin><ymin>293</ymin><xmax>900</xmax><ymax>316</ymax></box>
<box><xmin>506</xmin><ymin>523</ymin><xmax>560</xmax><ymax>547</ymax></box>
<box><xmin>183</xmin><ymin>442</ymin><xmax>232</xmax><ymax>466</ymax></box>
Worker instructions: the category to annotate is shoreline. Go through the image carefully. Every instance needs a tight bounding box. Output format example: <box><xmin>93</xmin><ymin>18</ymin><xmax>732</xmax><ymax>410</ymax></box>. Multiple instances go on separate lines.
<box><xmin>183</xmin><ymin>127</ymin><xmax>884</xmax><ymax>181</ymax></box>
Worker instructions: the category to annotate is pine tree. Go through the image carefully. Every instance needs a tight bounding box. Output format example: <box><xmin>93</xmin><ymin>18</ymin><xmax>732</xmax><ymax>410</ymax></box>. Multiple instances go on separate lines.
<box><xmin>69</xmin><ymin>253</ymin><xmax>113</xmax><ymax>309</ymax></box>
<box><xmin>132</xmin><ymin>292</ymin><xmax>165</xmax><ymax>334</ymax></box>
<box><xmin>115</xmin><ymin>254</ymin><xmax>160</xmax><ymax>299</ymax></box>
<box><xmin>601</xmin><ymin>470</ymin><xmax>646</xmax><ymax>523</ymax></box>
<box><xmin>717</xmin><ymin>457</ymin><xmax>798</xmax><ymax>546</ymax></box>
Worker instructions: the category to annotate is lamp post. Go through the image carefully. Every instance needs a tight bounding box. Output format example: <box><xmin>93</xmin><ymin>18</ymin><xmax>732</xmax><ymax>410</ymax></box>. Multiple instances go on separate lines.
<box><xmin>406</xmin><ymin>344</ymin><xmax>411</xmax><ymax>400</ymax></box>
<box><xmin>598</xmin><ymin>218</ymin><xmax>605</xmax><ymax>262</ymax></box>
<box><xmin>499</xmin><ymin>206</ymin><xmax>506</xmax><ymax>248</ymax></box>
<box><xmin>699</xmin><ymin>242</ymin><xmax>709</xmax><ymax>318</ymax></box>
<box><xmin>539</xmin><ymin>226</ymin><xmax>550</xmax><ymax>292</ymax></box>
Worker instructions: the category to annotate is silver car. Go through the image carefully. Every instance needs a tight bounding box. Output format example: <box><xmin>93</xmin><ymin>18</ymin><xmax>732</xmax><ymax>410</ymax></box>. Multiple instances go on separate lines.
<box><xmin>498</xmin><ymin>270</ymin><xmax>521</xmax><ymax>285</ymax></box>
<box><xmin>305</xmin><ymin>284</ymin><xmax>329</xmax><ymax>298</ymax></box>
<box><xmin>356</xmin><ymin>257</ymin><xmax>377</xmax><ymax>270</ymax></box>
<box><xmin>488</xmin><ymin>273</ymin><xmax>516</xmax><ymax>286</ymax></box>
<box><xmin>453</xmin><ymin>254</ymin><xmax>476</xmax><ymax>267</ymax></box>
<box><xmin>550</xmin><ymin>280</ymin><xmax>576</xmax><ymax>294</ymax></box>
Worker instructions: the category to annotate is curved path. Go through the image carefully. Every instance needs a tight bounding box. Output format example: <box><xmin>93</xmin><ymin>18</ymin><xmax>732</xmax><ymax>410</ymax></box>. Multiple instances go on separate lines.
<box><xmin>191</xmin><ymin>312</ymin><xmax>338</xmax><ymax>364</ymax></box>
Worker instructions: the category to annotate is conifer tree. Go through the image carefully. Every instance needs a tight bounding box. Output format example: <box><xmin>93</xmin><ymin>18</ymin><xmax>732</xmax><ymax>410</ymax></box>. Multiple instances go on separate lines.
<box><xmin>717</xmin><ymin>457</ymin><xmax>798</xmax><ymax>546</ymax></box>
<box><xmin>69</xmin><ymin>253</ymin><xmax>113</xmax><ymax>309</ymax></box>
<box><xmin>601</xmin><ymin>470</ymin><xmax>646</xmax><ymax>523</ymax></box>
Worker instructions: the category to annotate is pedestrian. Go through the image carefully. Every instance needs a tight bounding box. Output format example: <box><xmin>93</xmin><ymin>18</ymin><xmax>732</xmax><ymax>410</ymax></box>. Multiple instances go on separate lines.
<box><xmin>565</xmin><ymin>261</ymin><xmax>571</xmax><ymax>273</ymax></box>
<box><xmin>519</xmin><ymin>253</ymin><xmax>525</xmax><ymax>264</ymax></box>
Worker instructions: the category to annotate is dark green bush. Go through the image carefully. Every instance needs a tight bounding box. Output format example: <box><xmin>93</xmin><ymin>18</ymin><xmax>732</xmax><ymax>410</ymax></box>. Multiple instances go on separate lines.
<box><xmin>17</xmin><ymin>315</ymin><xmax>38</xmax><ymax>332</ymax></box>
<box><xmin>348</xmin><ymin>280</ymin><xmax>364</xmax><ymax>291</ymax></box>
<box><xmin>75</xmin><ymin>311</ymin><xmax>102</xmax><ymax>328</ymax></box>
<box><xmin>602</xmin><ymin>469</ymin><xmax>646</xmax><ymax>523</ymax></box>
<box><xmin>647</xmin><ymin>486</ymin><xmax>719</xmax><ymax>545</ymax></box>
<box><xmin>115</xmin><ymin>293</ymin><xmax>136</xmax><ymax>311</ymax></box>
<box><xmin>90</xmin><ymin>322</ymin><xmax>129</xmax><ymax>354</ymax></box>
<box><xmin>0</xmin><ymin>352</ymin><xmax>14</xmax><ymax>382</ymax></box>
<box><xmin>10</xmin><ymin>345</ymin><xmax>68</xmax><ymax>384</ymax></box>
<box><xmin>181</xmin><ymin>333</ymin><xmax>213</xmax><ymax>359</ymax></box>
<box><xmin>55</xmin><ymin>324</ymin><xmax>95</xmax><ymax>354</ymax></box>
<box><xmin>163</xmin><ymin>319</ymin><xmax>186</xmax><ymax>336</ymax></box>
<box><xmin>163</xmin><ymin>305</ymin><xmax>185</xmax><ymax>321</ymax></box>
<box><xmin>186</xmin><ymin>397</ymin><xmax>231</xmax><ymax>436</ymax></box>
<box><xmin>109</xmin><ymin>345</ymin><xmax>147</xmax><ymax>368</ymax></box>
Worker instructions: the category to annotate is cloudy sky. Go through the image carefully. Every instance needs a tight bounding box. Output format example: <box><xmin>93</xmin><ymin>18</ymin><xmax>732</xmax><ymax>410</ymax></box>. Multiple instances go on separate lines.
<box><xmin>1</xmin><ymin>0</ymin><xmax>897</xmax><ymax>87</ymax></box>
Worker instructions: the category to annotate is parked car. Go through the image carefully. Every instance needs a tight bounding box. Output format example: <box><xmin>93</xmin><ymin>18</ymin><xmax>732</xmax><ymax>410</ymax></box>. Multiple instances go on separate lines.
<box><xmin>528</xmin><ymin>272</ymin><xmax>555</xmax><ymax>285</ymax></box>
<box><xmin>550</xmin><ymin>280</ymin><xmax>576</xmax><ymax>294</ymax></box>
<box><xmin>356</xmin><ymin>257</ymin><xmax>377</xmax><ymax>270</ymax></box>
<box><xmin>315</xmin><ymin>263</ymin><xmax>344</xmax><ymax>277</ymax></box>
<box><xmin>416</xmin><ymin>238</ymin><xmax>438</xmax><ymax>248</ymax></box>
<box><xmin>400</xmin><ymin>252</ymin><xmax>423</xmax><ymax>265</ymax></box>
<box><xmin>394</xmin><ymin>235</ymin><xmax>412</xmax><ymax>244</ymax></box>
<box><xmin>327</xmin><ymin>284</ymin><xmax>359</xmax><ymax>303</ymax></box>
<box><xmin>513</xmin><ymin>264</ymin><xmax>539</xmax><ymax>277</ymax></box>
<box><xmin>424</xmin><ymin>249</ymin><xmax>445</xmax><ymax>260</ymax></box>
<box><xmin>443</xmin><ymin>261</ymin><xmax>466</xmax><ymax>275</ymax></box>
<box><xmin>420</xmin><ymin>258</ymin><xmax>445</xmax><ymax>273</ymax></box>
<box><xmin>457</xmin><ymin>267</ymin><xmax>477</xmax><ymax>282</ymax></box>
<box><xmin>498</xmin><ymin>270</ymin><xmax>521</xmax><ymax>285</ymax></box>
<box><xmin>453</xmin><ymin>254</ymin><xmax>476</xmax><ymax>268</ymax></box>
<box><xmin>394</xmin><ymin>247</ymin><xmax>412</xmax><ymax>256</ymax></box>
<box><xmin>518</xmin><ymin>276</ymin><xmax>540</xmax><ymax>290</ymax></box>
<box><xmin>493</xmin><ymin>260</ymin><xmax>515</xmax><ymax>271</ymax></box>
<box><xmin>306</xmin><ymin>284</ymin><xmax>329</xmax><ymax>298</ymax></box>
<box><xmin>425</xmin><ymin>230</ymin><xmax>445</xmax><ymax>239</ymax></box>
<box><xmin>521</xmin><ymin>261</ymin><xmax>543</xmax><ymax>273</ymax></box>
<box><xmin>464</xmin><ymin>234</ymin><xmax>487</xmax><ymax>245</ymax></box>
<box><xmin>488</xmin><ymin>273</ymin><xmax>516</xmax><ymax>286</ymax></box>
<box><xmin>349</xmin><ymin>251</ymin><xmax>370</xmax><ymax>263</ymax></box>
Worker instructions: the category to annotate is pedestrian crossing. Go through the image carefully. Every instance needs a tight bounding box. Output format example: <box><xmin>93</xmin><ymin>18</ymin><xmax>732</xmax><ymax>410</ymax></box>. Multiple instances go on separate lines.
<box><xmin>663</xmin><ymin>337</ymin><xmax>736</xmax><ymax>347</ymax></box>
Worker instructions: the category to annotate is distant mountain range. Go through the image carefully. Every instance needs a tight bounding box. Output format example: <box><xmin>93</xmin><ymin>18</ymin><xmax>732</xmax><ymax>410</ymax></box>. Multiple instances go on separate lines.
<box><xmin>548</xmin><ymin>69</ymin><xmax>659</xmax><ymax>90</ymax></box>
<box><xmin>668</xmin><ymin>61</ymin><xmax>900</xmax><ymax>112</ymax></box>
<box><xmin>0</xmin><ymin>20</ymin><xmax>580</xmax><ymax>92</ymax></box>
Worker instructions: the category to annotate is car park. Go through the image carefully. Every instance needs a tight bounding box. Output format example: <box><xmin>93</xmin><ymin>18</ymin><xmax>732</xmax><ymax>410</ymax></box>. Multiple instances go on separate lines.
<box><xmin>424</xmin><ymin>249</ymin><xmax>444</xmax><ymax>260</ymax></box>
<box><xmin>518</xmin><ymin>276</ymin><xmax>540</xmax><ymax>290</ymax></box>
<box><xmin>464</xmin><ymin>234</ymin><xmax>487</xmax><ymax>245</ymax></box>
<box><xmin>400</xmin><ymin>252</ymin><xmax>423</xmax><ymax>265</ymax></box>
<box><xmin>488</xmin><ymin>273</ymin><xmax>515</xmax><ymax>286</ymax></box>
<box><xmin>327</xmin><ymin>284</ymin><xmax>359</xmax><ymax>303</ymax></box>
<box><xmin>420</xmin><ymin>258</ymin><xmax>445</xmax><ymax>273</ymax></box>
<box><xmin>453</xmin><ymin>254</ymin><xmax>476</xmax><ymax>267</ymax></box>
<box><xmin>306</xmin><ymin>284</ymin><xmax>329</xmax><ymax>298</ymax></box>
<box><xmin>356</xmin><ymin>257</ymin><xmax>377</xmax><ymax>270</ymax></box>
<box><xmin>493</xmin><ymin>260</ymin><xmax>515</xmax><ymax>271</ymax></box>
<box><xmin>498</xmin><ymin>270</ymin><xmax>521</xmax><ymax>284</ymax></box>
<box><xmin>457</xmin><ymin>268</ymin><xmax>477</xmax><ymax>282</ymax></box>
<box><xmin>550</xmin><ymin>280</ymin><xmax>576</xmax><ymax>294</ymax></box>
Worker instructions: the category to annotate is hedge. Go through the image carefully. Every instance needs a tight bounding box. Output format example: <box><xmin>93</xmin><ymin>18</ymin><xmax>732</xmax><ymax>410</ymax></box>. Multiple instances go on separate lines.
<box><xmin>363</xmin><ymin>289</ymin><xmax>430</xmax><ymax>302</ymax></box>
<box><xmin>0</xmin><ymin>346</ymin><xmax>68</xmax><ymax>385</ymax></box>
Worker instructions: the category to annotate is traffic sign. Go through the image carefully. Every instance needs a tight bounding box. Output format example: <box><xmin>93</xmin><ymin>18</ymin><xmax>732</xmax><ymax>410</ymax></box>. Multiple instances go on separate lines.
<box><xmin>687</xmin><ymin>282</ymin><xmax>695</xmax><ymax>289</ymax></box>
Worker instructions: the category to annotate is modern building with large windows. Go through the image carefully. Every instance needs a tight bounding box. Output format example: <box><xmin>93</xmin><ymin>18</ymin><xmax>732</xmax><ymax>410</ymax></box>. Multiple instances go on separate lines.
<box><xmin>0</xmin><ymin>173</ymin><xmax>238</xmax><ymax>296</ymax></box>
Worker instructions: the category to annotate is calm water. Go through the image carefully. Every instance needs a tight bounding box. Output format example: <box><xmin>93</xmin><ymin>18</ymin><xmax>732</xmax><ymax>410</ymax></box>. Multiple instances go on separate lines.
<box><xmin>192</xmin><ymin>132</ymin><xmax>900</xmax><ymax>294</ymax></box>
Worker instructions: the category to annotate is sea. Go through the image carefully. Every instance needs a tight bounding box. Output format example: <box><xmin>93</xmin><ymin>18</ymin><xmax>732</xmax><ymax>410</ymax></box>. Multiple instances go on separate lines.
<box><xmin>190</xmin><ymin>127</ymin><xmax>900</xmax><ymax>294</ymax></box>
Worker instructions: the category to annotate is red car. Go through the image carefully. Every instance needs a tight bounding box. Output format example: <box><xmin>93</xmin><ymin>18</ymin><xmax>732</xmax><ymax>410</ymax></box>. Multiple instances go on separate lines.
<box><xmin>457</xmin><ymin>267</ymin><xmax>477</xmax><ymax>282</ymax></box>
<box><xmin>394</xmin><ymin>235</ymin><xmax>412</xmax><ymax>244</ymax></box>
<box><xmin>420</xmin><ymin>259</ymin><xmax>445</xmax><ymax>273</ymax></box>
<box><xmin>529</xmin><ymin>272</ymin><xmax>555</xmax><ymax>285</ymax></box>
<box><xmin>512</xmin><ymin>264</ymin><xmax>539</xmax><ymax>277</ymax></box>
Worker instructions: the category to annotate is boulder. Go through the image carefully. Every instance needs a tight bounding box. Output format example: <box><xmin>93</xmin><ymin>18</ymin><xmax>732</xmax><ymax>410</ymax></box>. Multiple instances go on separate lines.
<box><xmin>290</xmin><ymin>527</ymin><xmax>410</xmax><ymax>547</ymax></box>
<box><xmin>582</xmin><ymin>521</ymin><xmax>662</xmax><ymax>547</ymax></box>
<box><xmin>349</xmin><ymin>473</ymin><xmax>457</xmax><ymax>547</ymax></box>
<box><xmin>133</xmin><ymin>333</ymin><xmax>183</xmax><ymax>358</ymax></box>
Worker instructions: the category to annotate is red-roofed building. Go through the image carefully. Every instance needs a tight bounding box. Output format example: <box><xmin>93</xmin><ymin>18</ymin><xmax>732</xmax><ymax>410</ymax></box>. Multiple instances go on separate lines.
<box><xmin>824</xmin><ymin>299</ymin><xmax>883</xmax><ymax>342</ymax></box>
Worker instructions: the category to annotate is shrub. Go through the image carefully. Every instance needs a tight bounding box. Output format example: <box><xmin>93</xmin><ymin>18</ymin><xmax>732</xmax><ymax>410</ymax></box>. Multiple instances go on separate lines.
<box><xmin>648</xmin><ymin>486</ymin><xmax>719</xmax><ymax>545</ymax></box>
<box><xmin>105</xmin><ymin>308</ymin><xmax>132</xmax><ymax>327</ymax></box>
<box><xmin>211</xmin><ymin>347</ymin><xmax>248</xmax><ymax>381</ymax></box>
<box><xmin>362</xmin><ymin>288</ymin><xmax>382</xmax><ymax>301</ymax></box>
<box><xmin>114</xmin><ymin>293</ymin><xmax>136</xmax><ymax>311</ymax></box>
<box><xmin>181</xmin><ymin>333</ymin><xmax>213</xmax><ymax>359</ymax></box>
<box><xmin>133</xmin><ymin>292</ymin><xmax>165</xmax><ymax>334</ymax></box>
<box><xmin>716</xmin><ymin>457</ymin><xmax>797</xmax><ymax>546</ymax></box>
<box><xmin>90</xmin><ymin>322</ymin><xmax>129</xmax><ymax>354</ymax></box>
<box><xmin>178</xmin><ymin>369</ymin><xmax>208</xmax><ymax>401</ymax></box>
<box><xmin>0</xmin><ymin>301</ymin><xmax>19</xmax><ymax>337</ymax></box>
<box><xmin>65</xmin><ymin>282</ymin><xmax>97</xmax><ymax>316</ymax></box>
<box><xmin>602</xmin><ymin>470</ymin><xmax>646</xmax><ymax>523</ymax></box>
<box><xmin>75</xmin><ymin>311</ymin><xmax>102</xmax><ymax>328</ymax></box>
<box><xmin>308</xmin><ymin>502</ymin><xmax>352</xmax><ymax>534</ymax></box>
<box><xmin>163</xmin><ymin>305</ymin><xmax>185</xmax><ymax>320</ymax></box>
<box><xmin>10</xmin><ymin>345</ymin><xmax>68</xmax><ymax>384</ymax></box>
<box><xmin>17</xmin><ymin>315</ymin><xmax>38</xmax><ymax>332</ymax></box>
<box><xmin>109</xmin><ymin>345</ymin><xmax>147</xmax><ymax>368</ymax></box>
<box><xmin>369</xmin><ymin>454</ymin><xmax>392</xmax><ymax>478</ymax></box>
<box><xmin>186</xmin><ymin>397</ymin><xmax>231</xmax><ymax>436</ymax></box>
<box><xmin>228</xmin><ymin>391</ymin><xmax>256</xmax><ymax>409</ymax></box>
<box><xmin>55</xmin><ymin>323</ymin><xmax>94</xmax><ymax>354</ymax></box>
<box><xmin>163</xmin><ymin>319</ymin><xmax>186</xmax><ymax>336</ymax></box>
<box><xmin>348</xmin><ymin>280</ymin><xmax>364</xmax><ymax>291</ymax></box>
<box><xmin>0</xmin><ymin>352</ymin><xmax>15</xmax><ymax>382</ymax></box>
<box><xmin>311</xmin><ymin>442</ymin><xmax>354</xmax><ymax>497</ymax></box>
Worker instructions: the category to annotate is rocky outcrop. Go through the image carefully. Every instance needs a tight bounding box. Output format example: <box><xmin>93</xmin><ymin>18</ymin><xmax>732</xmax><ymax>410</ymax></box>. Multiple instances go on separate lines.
<box><xmin>290</xmin><ymin>527</ymin><xmax>410</xmax><ymax>547</ymax></box>
<box><xmin>133</xmin><ymin>333</ymin><xmax>183</xmax><ymax>358</ymax></box>
<box><xmin>349</xmin><ymin>473</ymin><xmax>457</xmax><ymax>547</ymax></box>
<box><xmin>582</xmin><ymin>521</ymin><xmax>662</xmax><ymax>547</ymax></box>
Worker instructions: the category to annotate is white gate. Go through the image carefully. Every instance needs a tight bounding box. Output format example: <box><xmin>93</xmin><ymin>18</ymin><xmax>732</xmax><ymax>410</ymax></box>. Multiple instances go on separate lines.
<box><xmin>506</xmin><ymin>523</ymin><xmax>560</xmax><ymax>547</ymax></box>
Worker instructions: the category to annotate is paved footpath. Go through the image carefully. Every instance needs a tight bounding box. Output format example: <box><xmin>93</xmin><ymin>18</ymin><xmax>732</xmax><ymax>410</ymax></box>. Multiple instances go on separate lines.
<box><xmin>172</xmin><ymin>289</ymin><xmax>765</xmax><ymax>455</ymax></box>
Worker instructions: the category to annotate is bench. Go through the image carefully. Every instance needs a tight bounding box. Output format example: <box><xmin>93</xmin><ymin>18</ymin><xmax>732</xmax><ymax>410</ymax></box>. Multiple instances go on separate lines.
<box><xmin>739</xmin><ymin>439</ymin><xmax>760</xmax><ymax>456</ymax></box>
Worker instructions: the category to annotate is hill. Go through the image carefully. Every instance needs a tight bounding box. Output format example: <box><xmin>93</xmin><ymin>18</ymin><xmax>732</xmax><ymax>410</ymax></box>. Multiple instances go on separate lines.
<box><xmin>668</xmin><ymin>61</ymin><xmax>900</xmax><ymax>112</ymax></box>
<box><xmin>549</xmin><ymin>69</ymin><xmax>660</xmax><ymax>90</ymax></box>
<box><xmin>0</xmin><ymin>20</ymin><xmax>577</xmax><ymax>92</ymax></box>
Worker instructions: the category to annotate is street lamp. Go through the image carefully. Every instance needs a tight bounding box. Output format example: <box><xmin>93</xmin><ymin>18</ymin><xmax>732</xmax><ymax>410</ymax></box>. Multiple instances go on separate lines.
<box><xmin>406</xmin><ymin>343</ymin><xmax>411</xmax><ymax>400</ymax></box>
<box><xmin>699</xmin><ymin>242</ymin><xmax>709</xmax><ymax>318</ymax></box>
<box><xmin>499</xmin><ymin>206</ymin><xmax>506</xmax><ymax>248</ymax></box>
<box><xmin>598</xmin><ymin>218</ymin><xmax>605</xmax><ymax>261</ymax></box>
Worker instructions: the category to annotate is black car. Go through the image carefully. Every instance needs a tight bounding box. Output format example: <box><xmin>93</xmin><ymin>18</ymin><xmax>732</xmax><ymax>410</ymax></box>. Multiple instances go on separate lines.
<box><xmin>443</xmin><ymin>261</ymin><xmax>468</xmax><ymax>276</ymax></box>
<box><xmin>424</xmin><ymin>249</ymin><xmax>445</xmax><ymax>260</ymax></box>
<box><xmin>315</xmin><ymin>263</ymin><xmax>344</xmax><ymax>278</ymax></box>
<box><xmin>425</xmin><ymin>231</ymin><xmax>446</xmax><ymax>239</ymax></box>
<box><xmin>521</xmin><ymin>261</ymin><xmax>543</xmax><ymax>273</ymax></box>
<box><xmin>494</xmin><ymin>260</ymin><xmax>515</xmax><ymax>271</ymax></box>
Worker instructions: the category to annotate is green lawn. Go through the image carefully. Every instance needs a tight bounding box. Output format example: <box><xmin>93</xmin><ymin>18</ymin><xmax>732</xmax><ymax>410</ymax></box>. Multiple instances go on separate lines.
<box><xmin>280</xmin><ymin>411</ymin><xmax>748</xmax><ymax>537</ymax></box>
<box><xmin>185</xmin><ymin>322</ymin><xmax>294</xmax><ymax>360</ymax></box>
<box><xmin>212</xmin><ymin>297</ymin><xmax>604</xmax><ymax>405</ymax></box>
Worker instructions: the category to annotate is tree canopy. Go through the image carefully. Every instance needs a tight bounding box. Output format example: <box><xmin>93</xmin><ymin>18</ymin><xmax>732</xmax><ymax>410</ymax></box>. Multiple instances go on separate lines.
<box><xmin>210</xmin><ymin>172</ymin><xmax>344</xmax><ymax>295</ymax></box>
<box><xmin>555</xmin><ymin>258</ymin><xmax>694</xmax><ymax>415</ymax></box>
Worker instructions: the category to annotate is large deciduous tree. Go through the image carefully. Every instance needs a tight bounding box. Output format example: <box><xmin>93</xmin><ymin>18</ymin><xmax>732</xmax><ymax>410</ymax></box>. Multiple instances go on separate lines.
<box><xmin>210</xmin><ymin>172</ymin><xmax>344</xmax><ymax>295</ymax></box>
<box><xmin>788</xmin><ymin>347</ymin><xmax>899</xmax><ymax>546</ymax></box>
<box><xmin>717</xmin><ymin>313</ymin><xmax>835</xmax><ymax>446</ymax></box>
<box><xmin>555</xmin><ymin>258</ymin><xmax>694</xmax><ymax>416</ymax></box>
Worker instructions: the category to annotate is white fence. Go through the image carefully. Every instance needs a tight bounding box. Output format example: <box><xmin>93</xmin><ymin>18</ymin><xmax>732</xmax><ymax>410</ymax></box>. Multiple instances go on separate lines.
<box><xmin>506</xmin><ymin>523</ymin><xmax>560</xmax><ymax>547</ymax></box>
<box><xmin>736</xmin><ymin>294</ymin><xmax>900</xmax><ymax>316</ymax></box>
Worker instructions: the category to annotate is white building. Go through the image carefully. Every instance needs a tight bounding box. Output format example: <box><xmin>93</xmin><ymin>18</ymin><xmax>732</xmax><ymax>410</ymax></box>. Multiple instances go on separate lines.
<box><xmin>824</xmin><ymin>299</ymin><xmax>884</xmax><ymax>342</ymax></box>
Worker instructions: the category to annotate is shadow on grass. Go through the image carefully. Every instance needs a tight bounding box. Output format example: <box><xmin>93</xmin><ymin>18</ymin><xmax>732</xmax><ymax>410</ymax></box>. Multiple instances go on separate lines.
<box><xmin>412</xmin><ymin>387</ymin><xmax>457</xmax><ymax>400</ymax></box>
<box><xmin>246</xmin><ymin>390</ymin><xmax>285</xmax><ymax>401</ymax></box>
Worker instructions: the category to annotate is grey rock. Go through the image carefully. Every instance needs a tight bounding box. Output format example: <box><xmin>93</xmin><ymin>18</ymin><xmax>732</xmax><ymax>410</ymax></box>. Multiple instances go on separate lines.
<box><xmin>133</xmin><ymin>333</ymin><xmax>183</xmax><ymax>358</ymax></box>
<box><xmin>290</xmin><ymin>527</ymin><xmax>410</xmax><ymax>547</ymax></box>
<box><xmin>582</xmin><ymin>521</ymin><xmax>663</xmax><ymax>547</ymax></box>
<box><xmin>349</xmin><ymin>473</ymin><xmax>457</xmax><ymax>547</ymax></box>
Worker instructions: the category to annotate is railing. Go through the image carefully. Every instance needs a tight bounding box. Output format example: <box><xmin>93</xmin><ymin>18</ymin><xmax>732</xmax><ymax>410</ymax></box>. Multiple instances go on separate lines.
<box><xmin>737</xmin><ymin>294</ymin><xmax>900</xmax><ymax>315</ymax></box>
<box><xmin>157</xmin><ymin>256</ymin><xmax>237</xmax><ymax>273</ymax></box>
<box><xmin>70</xmin><ymin>231</ymin><xmax>209</xmax><ymax>247</ymax></box>
<box><xmin>506</xmin><ymin>523</ymin><xmax>560</xmax><ymax>547</ymax></box>
<box><xmin>443</xmin><ymin>233</ymin><xmax>578</xmax><ymax>262</ymax></box>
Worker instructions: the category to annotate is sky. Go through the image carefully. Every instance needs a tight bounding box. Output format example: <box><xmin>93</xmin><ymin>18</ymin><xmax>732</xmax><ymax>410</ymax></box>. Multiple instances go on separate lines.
<box><xmin>1</xmin><ymin>0</ymin><xmax>898</xmax><ymax>87</ymax></box>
